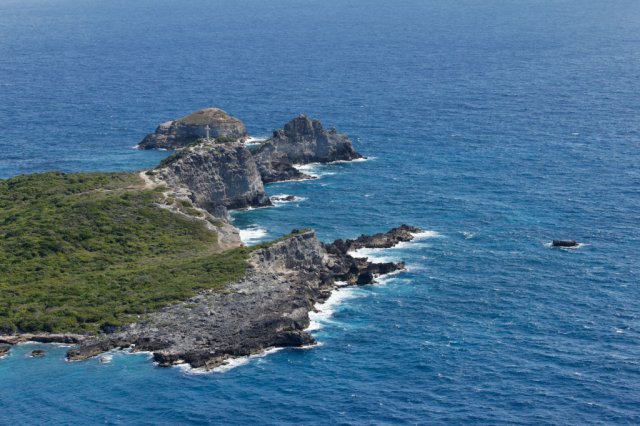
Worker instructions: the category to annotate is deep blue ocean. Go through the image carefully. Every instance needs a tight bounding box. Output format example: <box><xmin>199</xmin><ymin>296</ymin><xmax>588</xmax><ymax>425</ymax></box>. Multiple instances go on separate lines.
<box><xmin>1</xmin><ymin>0</ymin><xmax>639</xmax><ymax>424</ymax></box>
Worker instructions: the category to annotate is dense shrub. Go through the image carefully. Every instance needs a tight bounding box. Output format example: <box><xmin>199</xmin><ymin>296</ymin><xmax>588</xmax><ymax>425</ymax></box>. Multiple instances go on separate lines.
<box><xmin>0</xmin><ymin>172</ymin><xmax>248</xmax><ymax>333</ymax></box>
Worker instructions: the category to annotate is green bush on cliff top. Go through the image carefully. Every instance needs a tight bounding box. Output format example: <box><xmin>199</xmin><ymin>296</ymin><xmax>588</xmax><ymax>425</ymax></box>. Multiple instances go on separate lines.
<box><xmin>0</xmin><ymin>172</ymin><xmax>248</xmax><ymax>334</ymax></box>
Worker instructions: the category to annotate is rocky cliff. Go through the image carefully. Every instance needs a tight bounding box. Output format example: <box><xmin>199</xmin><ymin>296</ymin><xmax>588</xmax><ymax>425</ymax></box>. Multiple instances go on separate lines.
<box><xmin>148</xmin><ymin>141</ymin><xmax>271</xmax><ymax>218</ymax></box>
<box><xmin>252</xmin><ymin>115</ymin><xmax>364</xmax><ymax>183</ymax></box>
<box><xmin>138</xmin><ymin>108</ymin><xmax>247</xmax><ymax>150</ymax></box>
<box><xmin>66</xmin><ymin>227</ymin><xmax>420</xmax><ymax>370</ymax></box>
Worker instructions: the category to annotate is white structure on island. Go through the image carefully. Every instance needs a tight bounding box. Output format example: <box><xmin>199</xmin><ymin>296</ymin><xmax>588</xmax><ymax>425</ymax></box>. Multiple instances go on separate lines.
<box><xmin>205</xmin><ymin>124</ymin><xmax>211</xmax><ymax>141</ymax></box>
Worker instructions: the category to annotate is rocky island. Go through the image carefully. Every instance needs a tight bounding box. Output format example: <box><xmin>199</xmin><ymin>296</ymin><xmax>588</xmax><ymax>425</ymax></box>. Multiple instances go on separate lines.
<box><xmin>0</xmin><ymin>108</ymin><xmax>419</xmax><ymax>370</ymax></box>
<box><xmin>137</xmin><ymin>108</ymin><xmax>247</xmax><ymax>150</ymax></box>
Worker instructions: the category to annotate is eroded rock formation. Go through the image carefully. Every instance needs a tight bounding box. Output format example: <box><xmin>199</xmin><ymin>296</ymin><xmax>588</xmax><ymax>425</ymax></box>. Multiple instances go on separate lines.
<box><xmin>253</xmin><ymin>114</ymin><xmax>364</xmax><ymax>183</ymax></box>
<box><xmin>150</xmin><ymin>141</ymin><xmax>271</xmax><ymax>218</ymax></box>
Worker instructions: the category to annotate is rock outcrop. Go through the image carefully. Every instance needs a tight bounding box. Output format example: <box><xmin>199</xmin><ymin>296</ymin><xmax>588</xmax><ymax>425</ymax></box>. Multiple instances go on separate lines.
<box><xmin>151</xmin><ymin>141</ymin><xmax>271</xmax><ymax>218</ymax></box>
<box><xmin>253</xmin><ymin>115</ymin><xmax>364</xmax><ymax>183</ymax></box>
<box><xmin>327</xmin><ymin>225</ymin><xmax>422</xmax><ymax>253</ymax></box>
<box><xmin>138</xmin><ymin>108</ymin><xmax>247</xmax><ymax>150</ymax></box>
<box><xmin>66</xmin><ymin>227</ymin><xmax>420</xmax><ymax>370</ymax></box>
<box><xmin>552</xmin><ymin>240</ymin><xmax>579</xmax><ymax>248</ymax></box>
<box><xmin>0</xmin><ymin>334</ymin><xmax>86</xmax><ymax>345</ymax></box>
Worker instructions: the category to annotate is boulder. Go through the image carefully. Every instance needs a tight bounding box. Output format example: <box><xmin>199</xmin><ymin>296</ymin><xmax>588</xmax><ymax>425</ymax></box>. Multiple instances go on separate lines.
<box><xmin>138</xmin><ymin>108</ymin><xmax>247</xmax><ymax>150</ymax></box>
<box><xmin>30</xmin><ymin>349</ymin><xmax>46</xmax><ymax>358</ymax></box>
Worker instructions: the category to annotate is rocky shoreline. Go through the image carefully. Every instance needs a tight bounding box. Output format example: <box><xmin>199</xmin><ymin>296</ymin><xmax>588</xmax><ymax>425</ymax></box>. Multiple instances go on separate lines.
<box><xmin>0</xmin><ymin>227</ymin><xmax>420</xmax><ymax>368</ymax></box>
<box><xmin>64</xmin><ymin>226</ymin><xmax>420</xmax><ymax>370</ymax></box>
<box><xmin>1</xmin><ymin>108</ymin><xmax>418</xmax><ymax>371</ymax></box>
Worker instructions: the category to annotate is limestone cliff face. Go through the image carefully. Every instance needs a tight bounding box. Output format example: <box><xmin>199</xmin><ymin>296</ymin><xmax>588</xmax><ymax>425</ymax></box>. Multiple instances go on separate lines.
<box><xmin>253</xmin><ymin>114</ymin><xmax>364</xmax><ymax>183</ymax></box>
<box><xmin>138</xmin><ymin>108</ymin><xmax>247</xmax><ymax>150</ymax></box>
<box><xmin>156</xmin><ymin>141</ymin><xmax>270</xmax><ymax>218</ymax></box>
<box><xmin>250</xmin><ymin>230</ymin><xmax>329</xmax><ymax>275</ymax></box>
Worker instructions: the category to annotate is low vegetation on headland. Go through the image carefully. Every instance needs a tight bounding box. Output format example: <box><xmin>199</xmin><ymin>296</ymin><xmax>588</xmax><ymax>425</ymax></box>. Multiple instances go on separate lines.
<box><xmin>0</xmin><ymin>112</ymin><xmax>365</xmax><ymax>338</ymax></box>
<box><xmin>0</xmin><ymin>171</ymin><xmax>249</xmax><ymax>334</ymax></box>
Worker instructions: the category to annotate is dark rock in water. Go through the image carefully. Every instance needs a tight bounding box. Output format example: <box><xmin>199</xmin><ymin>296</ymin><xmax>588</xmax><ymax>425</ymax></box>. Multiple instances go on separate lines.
<box><xmin>356</xmin><ymin>271</ymin><xmax>375</xmax><ymax>285</ymax></box>
<box><xmin>0</xmin><ymin>344</ymin><xmax>11</xmax><ymax>357</ymax></box>
<box><xmin>67</xmin><ymin>227</ymin><xmax>413</xmax><ymax>370</ymax></box>
<box><xmin>327</xmin><ymin>224</ymin><xmax>422</xmax><ymax>254</ymax></box>
<box><xmin>253</xmin><ymin>114</ymin><xmax>363</xmax><ymax>183</ymax></box>
<box><xmin>270</xmin><ymin>331</ymin><xmax>316</xmax><ymax>347</ymax></box>
<box><xmin>155</xmin><ymin>141</ymin><xmax>271</xmax><ymax>218</ymax></box>
<box><xmin>138</xmin><ymin>108</ymin><xmax>247</xmax><ymax>150</ymax></box>
<box><xmin>552</xmin><ymin>240</ymin><xmax>579</xmax><ymax>248</ymax></box>
<box><xmin>30</xmin><ymin>349</ymin><xmax>46</xmax><ymax>358</ymax></box>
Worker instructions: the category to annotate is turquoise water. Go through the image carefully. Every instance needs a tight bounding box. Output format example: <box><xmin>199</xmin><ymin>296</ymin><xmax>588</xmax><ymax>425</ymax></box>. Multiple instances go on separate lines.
<box><xmin>1</xmin><ymin>0</ymin><xmax>639</xmax><ymax>423</ymax></box>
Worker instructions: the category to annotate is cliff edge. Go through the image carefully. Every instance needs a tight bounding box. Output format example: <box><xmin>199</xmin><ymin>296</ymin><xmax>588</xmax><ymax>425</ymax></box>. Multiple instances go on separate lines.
<box><xmin>145</xmin><ymin>140</ymin><xmax>271</xmax><ymax>218</ymax></box>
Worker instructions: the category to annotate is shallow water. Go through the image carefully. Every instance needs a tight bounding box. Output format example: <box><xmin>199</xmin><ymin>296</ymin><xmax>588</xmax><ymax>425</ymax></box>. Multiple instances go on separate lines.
<box><xmin>1</xmin><ymin>0</ymin><xmax>639</xmax><ymax>423</ymax></box>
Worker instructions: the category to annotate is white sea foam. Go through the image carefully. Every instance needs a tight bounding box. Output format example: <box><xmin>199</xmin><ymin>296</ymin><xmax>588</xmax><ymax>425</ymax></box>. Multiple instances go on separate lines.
<box><xmin>245</xmin><ymin>136</ymin><xmax>268</xmax><ymax>143</ymax></box>
<box><xmin>544</xmin><ymin>241</ymin><xmax>588</xmax><ymax>250</ymax></box>
<box><xmin>373</xmin><ymin>269</ymin><xmax>406</xmax><ymax>285</ymax></box>
<box><xmin>176</xmin><ymin>347</ymin><xmax>284</xmax><ymax>375</ymax></box>
<box><xmin>292</xmin><ymin>163</ymin><xmax>324</xmax><ymax>178</ymax></box>
<box><xmin>411</xmin><ymin>230</ymin><xmax>442</xmax><ymax>240</ymax></box>
<box><xmin>348</xmin><ymin>230</ymin><xmax>441</xmax><ymax>262</ymax></box>
<box><xmin>239</xmin><ymin>226</ymin><xmax>268</xmax><ymax>244</ymax></box>
<box><xmin>244</xmin><ymin>136</ymin><xmax>268</xmax><ymax>147</ymax></box>
<box><xmin>270</xmin><ymin>194</ymin><xmax>307</xmax><ymax>206</ymax></box>
<box><xmin>348</xmin><ymin>247</ymin><xmax>399</xmax><ymax>263</ymax></box>
<box><xmin>330</xmin><ymin>156</ymin><xmax>373</xmax><ymax>164</ymax></box>
<box><xmin>307</xmin><ymin>285</ymin><xmax>360</xmax><ymax>332</ymax></box>
<box><xmin>292</xmin><ymin>157</ymin><xmax>369</xmax><ymax>178</ymax></box>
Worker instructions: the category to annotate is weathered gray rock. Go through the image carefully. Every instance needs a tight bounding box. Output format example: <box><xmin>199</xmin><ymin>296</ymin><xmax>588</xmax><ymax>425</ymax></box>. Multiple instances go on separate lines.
<box><xmin>154</xmin><ymin>141</ymin><xmax>271</xmax><ymax>218</ymax></box>
<box><xmin>253</xmin><ymin>115</ymin><xmax>364</xmax><ymax>183</ymax></box>
<box><xmin>66</xmin><ymin>227</ymin><xmax>418</xmax><ymax>370</ymax></box>
<box><xmin>0</xmin><ymin>334</ymin><xmax>86</xmax><ymax>345</ymax></box>
<box><xmin>138</xmin><ymin>108</ymin><xmax>247</xmax><ymax>150</ymax></box>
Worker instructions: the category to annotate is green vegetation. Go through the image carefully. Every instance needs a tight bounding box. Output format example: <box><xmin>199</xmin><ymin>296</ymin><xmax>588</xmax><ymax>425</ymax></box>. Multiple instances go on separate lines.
<box><xmin>157</xmin><ymin>149</ymin><xmax>188</xmax><ymax>168</ymax></box>
<box><xmin>176</xmin><ymin>199</ymin><xmax>203</xmax><ymax>217</ymax></box>
<box><xmin>214</xmin><ymin>135</ymin><xmax>238</xmax><ymax>144</ymax></box>
<box><xmin>0</xmin><ymin>172</ymin><xmax>248</xmax><ymax>334</ymax></box>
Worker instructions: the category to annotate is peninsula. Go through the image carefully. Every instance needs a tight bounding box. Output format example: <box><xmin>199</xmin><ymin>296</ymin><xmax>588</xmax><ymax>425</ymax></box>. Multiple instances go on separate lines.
<box><xmin>0</xmin><ymin>108</ymin><xmax>420</xmax><ymax>370</ymax></box>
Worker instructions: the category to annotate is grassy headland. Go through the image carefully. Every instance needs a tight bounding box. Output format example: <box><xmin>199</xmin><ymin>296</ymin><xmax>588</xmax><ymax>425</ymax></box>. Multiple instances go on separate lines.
<box><xmin>0</xmin><ymin>172</ymin><xmax>247</xmax><ymax>334</ymax></box>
